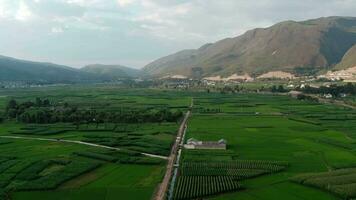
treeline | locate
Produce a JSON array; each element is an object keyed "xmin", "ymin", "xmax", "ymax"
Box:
[
  {"xmin": 5, "ymin": 98, "xmax": 183, "ymax": 124},
  {"xmin": 300, "ymin": 83, "xmax": 356, "ymax": 97},
  {"xmin": 296, "ymin": 94, "xmax": 319, "ymax": 102}
]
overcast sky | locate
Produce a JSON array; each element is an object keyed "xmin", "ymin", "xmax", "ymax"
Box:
[{"xmin": 0, "ymin": 0, "xmax": 356, "ymax": 68}]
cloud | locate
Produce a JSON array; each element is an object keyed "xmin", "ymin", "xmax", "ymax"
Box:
[
  {"xmin": 15, "ymin": 1, "xmax": 34, "ymax": 21},
  {"xmin": 117, "ymin": 0, "xmax": 135, "ymax": 7},
  {"xmin": 51, "ymin": 26, "xmax": 64, "ymax": 33},
  {"xmin": 0, "ymin": 0, "xmax": 356, "ymax": 68}
]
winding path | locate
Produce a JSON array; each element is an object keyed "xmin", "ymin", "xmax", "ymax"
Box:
[{"xmin": 0, "ymin": 135, "xmax": 168, "ymax": 160}]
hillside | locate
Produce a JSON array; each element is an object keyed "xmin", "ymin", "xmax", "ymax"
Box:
[
  {"xmin": 335, "ymin": 44, "xmax": 356, "ymax": 70},
  {"xmin": 144, "ymin": 16, "xmax": 356, "ymax": 78},
  {"xmin": 81, "ymin": 64, "xmax": 141, "ymax": 79},
  {"xmin": 0, "ymin": 55, "xmax": 103, "ymax": 83}
]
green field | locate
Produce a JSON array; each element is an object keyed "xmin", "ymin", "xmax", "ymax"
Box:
[
  {"xmin": 1, "ymin": 86, "xmax": 356, "ymax": 199},
  {"xmin": 177, "ymin": 93, "xmax": 356, "ymax": 199},
  {"xmin": 0, "ymin": 86, "xmax": 191, "ymax": 200}
]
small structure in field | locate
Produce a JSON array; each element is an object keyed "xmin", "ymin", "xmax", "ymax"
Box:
[
  {"xmin": 324, "ymin": 93, "xmax": 333, "ymax": 99},
  {"xmin": 289, "ymin": 90, "xmax": 302, "ymax": 98},
  {"xmin": 184, "ymin": 138, "xmax": 227, "ymax": 150}
]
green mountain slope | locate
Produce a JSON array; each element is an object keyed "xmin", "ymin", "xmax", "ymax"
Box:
[
  {"xmin": 144, "ymin": 16, "xmax": 356, "ymax": 77},
  {"xmin": 0, "ymin": 55, "xmax": 104, "ymax": 83},
  {"xmin": 81, "ymin": 64, "xmax": 141, "ymax": 79}
]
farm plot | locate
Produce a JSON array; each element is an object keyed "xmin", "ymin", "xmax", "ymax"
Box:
[
  {"xmin": 0, "ymin": 143, "xmax": 102, "ymax": 196},
  {"xmin": 292, "ymin": 168, "xmax": 356, "ymax": 199},
  {"xmin": 184, "ymin": 93, "xmax": 356, "ymax": 199},
  {"xmin": 0, "ymin": 134, "xmax": 167, "ymax": 200},
  {"xmin": 174, "ymin": 160, "xmax": 287, "ymax": 199},
  {"xmin": 0, "ymin": 86, "xmax": 194, "ymax": 199}
]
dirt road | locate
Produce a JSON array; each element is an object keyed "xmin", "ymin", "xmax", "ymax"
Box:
[
  {"xmin": 154, "ymin": 100, "xmax": 193, "ymax": 200},
  {"xmin": 0, "ymin": 135, "xmax": 168, "ymax": 160}
]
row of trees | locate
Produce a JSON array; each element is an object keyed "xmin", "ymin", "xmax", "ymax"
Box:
[
  {"xmin": 5, "ymin": 98, "xmax": 183, "ymax": 125},
  {"xmin": 300, "ymin": 83, "xmax": 356, "ymax": 97},
  {"xmin": 214, "ymin": 85, "xmax": 288, "ymax": 94}
]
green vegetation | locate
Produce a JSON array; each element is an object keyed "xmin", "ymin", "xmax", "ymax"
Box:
[
  {"xmin": 176, "ymin": 92, "xmax": 356, "ymax": 199},
  {"xmin": 300, "ymin": 83, "xmax": 356, "ymax": 97},
  {"xmin": 174, "ymin": 176, "xmax": 242, "ymax": 200},
  {"xmin": 174, "ymin": 160, "xmax": 287, "ymax": 199},
  {"xmin": 1, "ymin": 85, "xmax": 356, "ymax": 199},
  {"xmin": 0, "ymin": 86, "xmax": 192, "ymax": 199},
  {"xmin": 5, "ymin": 97, "xmax": 183, "ymax": 124},
  {"xmin": 180, "ymin": 160, "xmax": 288, "ymax": 177},
  {"xmin": 292, "ymin": 168, "xmax": 356, "ymax": 198},
  {"xmin": 16, "ymin": 160, "xmax": 101, "ymax": 191}
]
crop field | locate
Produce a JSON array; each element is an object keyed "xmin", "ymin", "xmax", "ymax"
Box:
[
  {"xmin": 176, "ymin": 93, "xmax": 356, "ymax": 199},
  {"xmin": 1, "ymin": 86, "xmax": 356, "ymax": 200},
  {"xmin": 174, "ymin": 160, "xmax": 288, "ymax": 199},
  {"xmin": 0, "ymin": 86, "xmax": 192, "ymax": 200},
  {"xmin": 292, "ymin": 168, "xmax": 356, "ymax": 199}
]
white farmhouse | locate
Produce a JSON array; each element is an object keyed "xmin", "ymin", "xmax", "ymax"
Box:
[{"xmin": 184, "ymin": 138, "xmax": 227, "ymax": 150}]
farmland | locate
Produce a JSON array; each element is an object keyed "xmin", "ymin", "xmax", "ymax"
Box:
[
  {"xmin": 0, "ymin": 86, "xmax": 191, "ymax": 200},
  {"xmin": 175, "ymin": 93, "xmax": 356, "ymax": 199},
  {"xmin": 1, "ymin": 85, "xmax": 356, "ymax": 199}
]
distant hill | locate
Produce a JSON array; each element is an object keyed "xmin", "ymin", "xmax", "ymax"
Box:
[
  {"xmin": 81, "ymin": 64, "xmax": 141, "ymax": 79},
  {"xmin": 144, "ymin": 16, "xmax": 356, "ymax": 78},
  {"xmin": 0, "ymin": 55, "xmax": 104, "ymax": 83}
]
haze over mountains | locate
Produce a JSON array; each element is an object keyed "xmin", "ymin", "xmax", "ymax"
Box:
[
  {"xmin": 144, "ymin": 16, "xmax": 356, "ymax": 78},
  {"xmin": 81, "ymin": 64, "xmax": 141, "ymax": 79},
  {"xmin": 0, "ymin": 55, "xmax": 102, "ymax": 83},
  {"xmin": 1, "ymin": 16, "xmax": 356, "ymax": 83},
  {"xmin": 0, "ymin": 55, "xmax": 140, "ymax": 83}
]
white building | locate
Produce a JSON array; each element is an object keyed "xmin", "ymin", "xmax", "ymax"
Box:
[{"xmin": 184, "ymin": 138, "xmax": 227, "ymax": 150}]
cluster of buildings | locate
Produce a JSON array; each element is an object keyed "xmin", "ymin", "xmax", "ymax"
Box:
[{"xmin": 318, "ymin": 67, "xmax": 356, "ymax": 82}]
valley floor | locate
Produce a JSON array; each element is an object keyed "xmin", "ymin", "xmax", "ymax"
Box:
[{"xmin": 0, "ymin": 86, "xmax": 356, "ymax": 199}]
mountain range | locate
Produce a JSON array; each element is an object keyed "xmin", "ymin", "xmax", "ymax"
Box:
[
  {"xmin": 1, "ymin": 16, "xmax": 356, "ymax": 82},
  {"xmin": 143, "ymin": 16, "xmax": 356, "ymax": 78},
  {"xmin": 0, "ymin": 55, "xmax": 140, "ymax": 83}
]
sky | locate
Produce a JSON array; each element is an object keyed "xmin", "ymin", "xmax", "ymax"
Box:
[{"xmin": 0, "ymin": 0, "xmax": 356, "ymax": 69}]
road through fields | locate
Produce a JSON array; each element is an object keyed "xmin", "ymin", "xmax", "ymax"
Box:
[
  {"xmin": 0, "ymin": 135, "xmax": 168, "ymax": 160},
  {"xmin": 154, "ymin": 99, "xmax": 193, "ymax": 200}
]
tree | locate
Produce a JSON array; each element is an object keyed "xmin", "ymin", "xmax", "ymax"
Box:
[
  {"xmin": 271, "ymin": 85, "xmax": 277, "ymax": 93},
  {"xmin": 6, "ymin": 99, "xmax": 17, "ymax": 112},
  {"xmin": 277, "ymin": 85, "xmax": 286, "ymax": 93},
  {"xmin": 43, "ymin": 99, "xmax": 50, "ymax": 106},
  {"xmin": 35, "ymin": 97, "xmax": 43, "ymax": 107}
]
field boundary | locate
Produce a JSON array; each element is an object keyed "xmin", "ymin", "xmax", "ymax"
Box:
[{"xmin": 0, "ymin": 135, "xmax": 168, "ymax": 160}]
